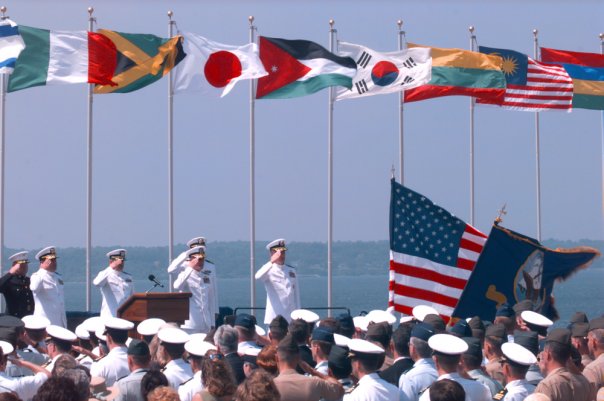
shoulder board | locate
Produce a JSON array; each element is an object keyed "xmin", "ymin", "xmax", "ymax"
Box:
[
  {"xmin": 41, "ymin": 360, "xmax": 51, "ymax": 368},
  {"xmin": 160, "ymin": 367, "xmax": 167, "ymax": 372},
  {"xmin": 346, "ymin": 382, "xmax": 359, "ymax": 393},
  {"xmin": 418, "ymin": 384, "xmax": 432, "ymax": 396},
  {"xmin": 116, "ymin": 374, "xmax": 129, "ymax": 382},
  {"xmin": 493, "ymin": 388, "xmax": 507, "ymax": 401},
  {"xmin": 179, "ymin": 377, "xmax": 193, "ymax": 386},
  {"xmin": 94, "ymin": 355, "xmax": 106, "ymax": 362},
  {"xmin": 285, "ymin": 264, "xmax": 296, "ymax": 269}
]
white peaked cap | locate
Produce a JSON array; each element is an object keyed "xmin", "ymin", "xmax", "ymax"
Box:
[
  {"xmin": 0, "ymin": 341, "xmax": 14, "ymax": 355},
  {"xmin": 521, "ymin": 311, "xmax": 553, "ymax": 328},
  {"xmin": 334, "ymin": 333, "xmax": 351, "ymax": 348},
  {"xmin": 291, "ymin": 309, "xmax": 319, "ymax": 323},
  {"xmin": 185, "ymin": 340, "xmax": 217, "ymax": 357},
  {"xmin": 8, "ymin": 251, "xmax": 28, "ymax": 263},
  {"xmin": 137, "ymin": 318, "xmax": 166, "ymax": 336},
  {"xmin": 47, "ymin": 325, "xmax": 77, "ymax": 342},
  {"xmin": 158, "ymin": 327, "xmax": 190, "ymax": 344},
  {"xmin": 22, "ymin": 315, "xmax": 50, "ymax": 330},
  {"xmin": 412, "ymin": 305, "xmax": 439, "ymax": 322},
  {"xmin": 82, "ymin": 316, "xmax": 103, "ymax": 333},
  {"xmin": 365, "ymin": 309, "xmax": 397, "ymax": 325},
  {"xmin": 428, "ymin": 333, "xmax": 469, "ymax": 355},
  {"xmin": 255, "ymin": 325, "xmax": 266, "ymax": 336},
  {"xmin": 266, "ymin": 238, "xmax": 287, "ymax": 251},
  {"xmin": 348, "ymin": 339, "xmax": 385, "ymax": 355},
  {"xmin": 501, "ymin": 342, "xmax": 537, "ymax": 366},
  {"xmin": 353, "ymin": 316, "xmax": 369, "ymax": 332},
  {"xmin": 187, "ymin": 237, "xmax": 206, "ymax": 248},
  {"xmin": 75, "ymin": 324, "xmax": 90, "ymax": 340},
  {"xmin": 105, "ymin": 317, "xmax": 134, "ymax": 331}
]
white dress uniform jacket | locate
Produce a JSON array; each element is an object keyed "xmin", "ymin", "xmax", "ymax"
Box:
[
  {"xmin": 418, "ymin": 372, "xmax": 491, "ymax": 401},
  {"xmin": 178, "ymin": 370, "xmax": 203, "ymax": 401},
  {"xmin": 255, "ymin": 262, "xmax": 300, "ymax": 324},
  {"xmin": 500, "ymin": 379, "xmax": 535, "ymax": 401},
  {"xmin": 90, "ymin": 346, "xmax": 129, "ymax": 387},
  {"xmin": 398, "ymin": 358, "xmax": 438, "ymax": 401},
  {"xmin": 93, "ymin": 267, "xmax": 134, "ymax": 318},
  {"xmin": 30, "ymin": 269, "xmax": 67, "ymax": 328},
  {"xmin": 162, "ymin": 358, "xmax": 193, "ymax": 389},
  {"xmin": 344, "ymin": 372, "xmax": 404, "ymax": 401},
  {"xmin": 0, "ymin": 371, "xmax": 48, "ymax": 401},
  {"xmin": 173, "ymin": 263, "xmax": 218, "ymax": 333}
]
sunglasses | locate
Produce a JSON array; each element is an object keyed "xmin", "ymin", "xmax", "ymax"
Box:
[{"xmin": 207, "ymin": 353, "xmax": 224, "ymax": 361}]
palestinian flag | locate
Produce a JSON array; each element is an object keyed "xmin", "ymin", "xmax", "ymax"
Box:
[
  {"xmin": 256, "ymin": 36, "xmax": 356, "ymax": 99},
  {"xmin": 8, "ymin": 26, "xmax": 117, "ymax": 92},
  {"xmin": 94, "ymin": 30, "xmax": 185, "ymax": 94}
]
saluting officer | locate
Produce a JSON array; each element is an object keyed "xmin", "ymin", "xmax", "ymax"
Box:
[
  {"xmin": 30, "ymin": 246, "xmax": 67, "ymax": 328},
  {"xmin": 93, "ymin": 249, "xmax": 134, "ymax": 318},
  {"xmin": 255, "ymin": 239, "xmax": 301, "ymax": 325},
  {"xmin": 167, "ymin": 236, "xmax": 208, "ymax": 277},
  {"xmin": 0, "ymin": 251, "xmax": 34, "ymax": 318},
  {"xmin": 173, "ymin": 246, "xmax": 219, "ymax": 333}
]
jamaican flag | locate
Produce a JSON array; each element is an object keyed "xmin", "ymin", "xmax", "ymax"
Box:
[{"xmin": 94, "ymin": 30, "xmax": 184, "ymax": 94}]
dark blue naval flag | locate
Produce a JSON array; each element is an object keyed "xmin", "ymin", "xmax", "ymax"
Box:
[{"xmin": 453, "ymin": 224, "xmax": 600, "ymax": 321}]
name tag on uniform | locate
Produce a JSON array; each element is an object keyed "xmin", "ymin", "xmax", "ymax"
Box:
[
  {"xmin": 203, "ymin": 277, "xmax": 210, "ymax": 284},
  {"xmin": 289, "ymin": 271, "xmax": 296, "ymax": 278}
]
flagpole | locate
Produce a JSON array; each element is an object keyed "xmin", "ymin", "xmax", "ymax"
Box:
[
  {"xmin": 85, "ymin": 7, "xmax": 95, "ymax": 311},
  {"xmin": 327, "ymin": 19, "xmax": 336, "ymax": 316},
  {"xmin": 248, "ymin": 16, "xmax": 257, "ymax": 313},
  {"xmin": 167, "ymin": 11, "xmax": 175, "ymax": 292},
  {"xmin": 533, "ymin": 29, "xmax": 542, "ymax": 241},
  {"xmin": 600, "ymin": 33, "xmax": 604, "ymax": 240},
  {"xmin": 469, "ymin": 26, "xmax": 476, "ymax": 225},
  {"xmin": 397, "ymin": 19, "xmax": 405, "ymax": 183},
  {"xmin": 0, "ymin": 7, "xmax": 7, "ymax": 312}
]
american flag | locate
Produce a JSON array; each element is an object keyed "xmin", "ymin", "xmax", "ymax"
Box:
[
  {"xmin": 388, "ymin": 180, "xmax": 487, "ymax": 322},
  {"xmin": 478, "ymin": 46, "xmax": 573, "ymax": 111}
]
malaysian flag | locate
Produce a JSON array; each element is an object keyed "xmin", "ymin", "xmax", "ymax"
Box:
[
  {"xmin": 477, "ymin": 46, "xmax": 573, "ymax": 111},
  {"xmin": 388, "ymin": 180, "xmax": 487, "ymax": 322}
]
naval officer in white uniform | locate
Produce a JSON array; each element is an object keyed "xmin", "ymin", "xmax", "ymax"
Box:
[
  {"xmin": 93, "ymin": 249, "xmax": 134, "ymax": 318},
  {"xmin": 173, "ymin": 246, "xmax": 219, "ymax": 333},
  {"xmin": 255, "ymin": 239, "xmax": 300, "ymax": 324},
  {"xmin": 167, "ymin": 236, "xmax": 208, "ymax": 277},
  {"xmin": 495, "ymin": 342, "xmax": 536, "ymax": 401},
  {"xmin": 90, "ymin": 317, "xmax": 133, "ymax": 387},
  {"xmin": 30, "ymin": 246, "xmax": 67, "ymax": 328}
]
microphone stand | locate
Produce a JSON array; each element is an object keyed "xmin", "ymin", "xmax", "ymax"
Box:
[{"xmin": 145, "ymin": 282, "xmax": 162, "ymax": 294}]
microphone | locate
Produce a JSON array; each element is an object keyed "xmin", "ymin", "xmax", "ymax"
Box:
[{"xmin": 148, "ymin": 274, "xmax": 164, "ymax": 288}]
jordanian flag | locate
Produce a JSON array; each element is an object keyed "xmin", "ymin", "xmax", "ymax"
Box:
[{"xmin": 256, "ymin": 36, "xmax": 356, "ymax": 99}]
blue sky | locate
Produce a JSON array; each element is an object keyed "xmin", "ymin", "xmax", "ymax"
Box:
[{"xmin": 3, "ymin": 0, "xmax": 604, "ymax": 248}]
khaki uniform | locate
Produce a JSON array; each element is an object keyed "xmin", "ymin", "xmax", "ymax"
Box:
[
  {"xmin": 583, "ymin": 352, "xmax": 604, "ymax": 391},
  {"xmin": 535, "ymin": 367, "xmax": 594, "ymax": 401},
  {"xmin": 274, "ymin": 368, "xmax": 344, "ymax": 401},
  {"xmin": 485, "ymin": 358, "xmax": 505, "ymax": 385}
]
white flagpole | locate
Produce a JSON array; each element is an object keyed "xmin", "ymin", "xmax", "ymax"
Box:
[
  {"xmin": 469, "ymin": 26, "xmax": 476, "ymax": 225},
  {"xmin": 249, "ymin": 16, "xmax": 257, "ymax": 312},
  {"xmin": 0, "ymin": 7, "xmax": 7, "ymax": 311},
  {"xmin": 600, "ymin": 33, "xmax": 604, "ymax": 240},
  {"xmin": 167, "ymin": 11, "xmax": 175, "ymax": 292},
  {"xmin": 397, "ymin": 19, "xmax": 406, "ymax": 183},
  {"xmin": 533, "ymin": 29, "xmax": 542, "ymax": 241},
  {"xmin": 86, "ymin": 7, "xmax": 95, "ymax": 311},
  {"xmin": 327, "ymin": 19, "xmax": 336, "ymax": 315}
]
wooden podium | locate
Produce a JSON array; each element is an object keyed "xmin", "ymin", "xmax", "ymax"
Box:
[{"xmin": 117, "ymin": 292, "xmax": 191, "ymax": 327}]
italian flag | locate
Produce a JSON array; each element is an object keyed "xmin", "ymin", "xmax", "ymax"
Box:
[
  {"xmin": 8, "ymin": 26, "xmax": 116, "ymax": 92},
  {"xmin": 256, "ymin": 36, "xmax": 357, "ymax": 99}
]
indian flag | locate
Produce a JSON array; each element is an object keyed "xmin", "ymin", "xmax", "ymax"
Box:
[
  {"xmin": 8, "ymin": 26, "xmax": 117, "ymax": 92},
  {"xmin": 256, "ymin": 36, "xmax": 357, "ymax": 99}
]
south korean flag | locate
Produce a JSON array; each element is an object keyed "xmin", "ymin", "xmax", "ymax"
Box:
[{"xmin": 335, "ymin": 42, "xmax": 431, "ymax": 101}]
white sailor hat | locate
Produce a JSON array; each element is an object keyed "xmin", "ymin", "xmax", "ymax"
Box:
[
  {"xmin": 334, "ymin": 333, "xmax": 351, "ymax": 348},
  {"xmin": 158, "ymin": 327, "xmax": 190, "ymax": 344},
  {"xmin": 8, "ymin": 251, "xmax": 28, "ymax": 264},
  {"xmin": 185, "ymin": 340, "xmax": 217, "ymax": 357},
  {"xmin": 82, "ymin": 316, "xmax": 103, "ymax": 333},
  {"xmin": 412, "ymin": 305, "xmax": 439, "ymax": 322},
  {"xmin": 501, "ymin": 342, "xmax": 537, "ymax": 366},
  {"xmin": 106, "ymin": 249, "xmax": 126, "ymax": 260},
  {"xmin": 243, "ymin": 347, "xmax": 262, "ymax": 357},
  {"xmin": 291, "ymin": 309, "xmax": 320, "ymax": 324},
  {"xmin": 188, "ymin": 333, "xmax": 207, "ymax": 343},
  {"xmin": 348, "ymin": 339, "xmax": 385, "ymax": 357},
  {"xmin": 35, "ymin": 246, "xmax": 57, "ymax": 261},
  {"xmin": 353, "ymin": 316, "xmax": 369, "ymax": 332},
  {"xmin": 105, "ymin": 317, "xmax": 134, "ymax": 331},
  {"xmin": 365, "ymin": 310, "xmax": 397, "ymax": 325},
  {"xmin": 137, "ymin": 318, "xmax": 166, "ymax": 337},
  {"xmin": 186, "ymin": 246, "xmax": 206, "ymax": 260},
  {"xmin": 266, "ymin": 238, "xmax": 287, "ymax": 251},
  {"xmin": 400, "ymin": 315, "xmax": 414, "ymax": 324},
  {"xmin": 75, "ymin": 324, "xmax": 90, "ymax": 340},
  {"xmin": 95, "ymin": 328, "xmax": 107, "ymax": 342},
  {"xmin": 47, "ymin": 325, "xmax": 77, "ymax": 342},
  {"xmin": 187, "ymin": 237, "xmax": 207, "ymax": 248},
  {"xmin": 22, "ymin": 315, "xmax": 50, "ymax": 330},
  {"xmin": 255, "ymin": 325, "xmax": 266, "ymax": 336},
  {"xmin": 521, "ymin": 311, "xmax": 553, "ymax": 328},
  {"xmin": 428, "ymin": 333, "xmax": 469, "ymax": 355},
  {"xmin": 0, "ymin": 340, "xmax": 14, "ymax": 355}
]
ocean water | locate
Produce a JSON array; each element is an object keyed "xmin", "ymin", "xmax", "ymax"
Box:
[{"xmin": 64, "ymin": 268, "xmax": 603, "ymax": 326}]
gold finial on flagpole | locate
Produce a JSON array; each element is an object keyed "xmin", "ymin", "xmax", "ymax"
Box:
[{"xmin": 495, "ymin": 203, "xmax": 507, "ymax": 225}]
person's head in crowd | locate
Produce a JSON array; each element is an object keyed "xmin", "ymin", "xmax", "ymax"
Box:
[
  {"xmin": 310, "ymin": 327, "xmax": 335, "ymax": 363},
  {"xmin": 571, "ymin": 322, "xmax": 590, "ymax": 357},
  {"xmin": 569, "ymin": 344, "xmax": 583, "ymax": 373},
  {"xmin": 328, "ymin": 345, "xmax": 352, "ymax": 380},
  {"xmin": 61, "ymin": 368, "xmax": 90, "ymax": 401},
  {"xmin": 348, "ymin": 339, "xmax": 385, "ymax": 379},
  {"xmin": 494, "ymin": 303, "xmax": 515, "ymax": 335},
  {"xmin": 336, "ymin": 314, "xmax": 355, "ymax": 339},
  {"xmin": 234, "ymin": 314, "xmax": 257, "ymax": 342},
  {"xmin": 449, "ymin": 320, "xmax": 472, "ymax": 338},
  {"xmin": 32, "ymin": 377, "xmax": 80, "ymax": 401},
  {"xmin": 45, "ymin": 326, "xmax": 75, "ymax": 360},
  {"xmin": 201, "ymin": 350, "xmax": 237, "ymax": 400},
  {"xmin": 104, "ymin": 318, "xmax": 132, "ymax": 348},
  {"xmin": 500, "ymin": 342, "xmax": 536, "ymax": 385},
  {"xmin": 128, "ymin": 339, "xmax": 151, "ymax": 372},
  {"xmin": 467, "ymin": 316, "xmax": 485, "ymax": 342},
  {"xmin": 430, "ymin": 334, "xmax": 467, "ymax": 375},
  {"xmin": 429, "ymin": 378, "xmax": 466, "ymax": 401},
  {"xmin": 288, "ymin": 319, "xmax": 310, "ymax": 345},
  {"xmin": 214, "ymin": 325, "xmax": 239, "ymax": 355},
  {"xmin": 147, "ymin": 386, "xmax": 180, "ymax": 401},
  {"xmin": 587, "ymin": 317, "xmax": 604, "ymax": 360},
  {"xmin": 513, "ymin": 299, "xmax": 534, "ymax": 330},
  {"xmin": 140, "ymin": 370, "xmax": 169, "ymax": 401},
  {"xmin": 257, "ymin": 346, "xmax": 278, "ymax": 376},
  {"xmin": 409, "ymin": 322, "xmax": 435, "ymax": 362},
  {"xmin": 319, "ymin": 317, "xmax": 340, "ymax": 333},
  {"xmin": 51, "ymin": 354, "xmax": 78, "ymax": 377},
  {"xmin": 365, "ymin": 322, "xmax": 390, "ymax": 350},
  {"xmin": 0, "ymin": 393, "xmax": 21, "ymax": 401},
  {"xmin": 276, "ymin": 334, "xmax": 300, "ymax": 370},
  {"xmin": 158, "ymin": 328, "xmax": 188, "ymax": 364},
  {"xmin": 459, "ymin": 337, "xmax": 483, "ymax": 373},
  {"xmin": 483, "ymin": 323, "xmax": 506, "ymax": 361},
  {"xmin": 391, "ymin": 323, "xmax": 412, "ymax": 359},
  {"xmin": 423, "ymin": 314, "xmax": 446, "ymax": 333},
  {"xmin": 243, "ymin": 352, "xmax": 259, "ymax": 378},
  {"xmin": 234, "ymin": 369, "xmax": 281, "ymax": 401},
  {"xmin": 538, "ymin": 328, "xmax": 572, "ymax": 376},
  {"xmin": 268, "ymin": 316, "xmax": 288, "ymax": 345}
]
